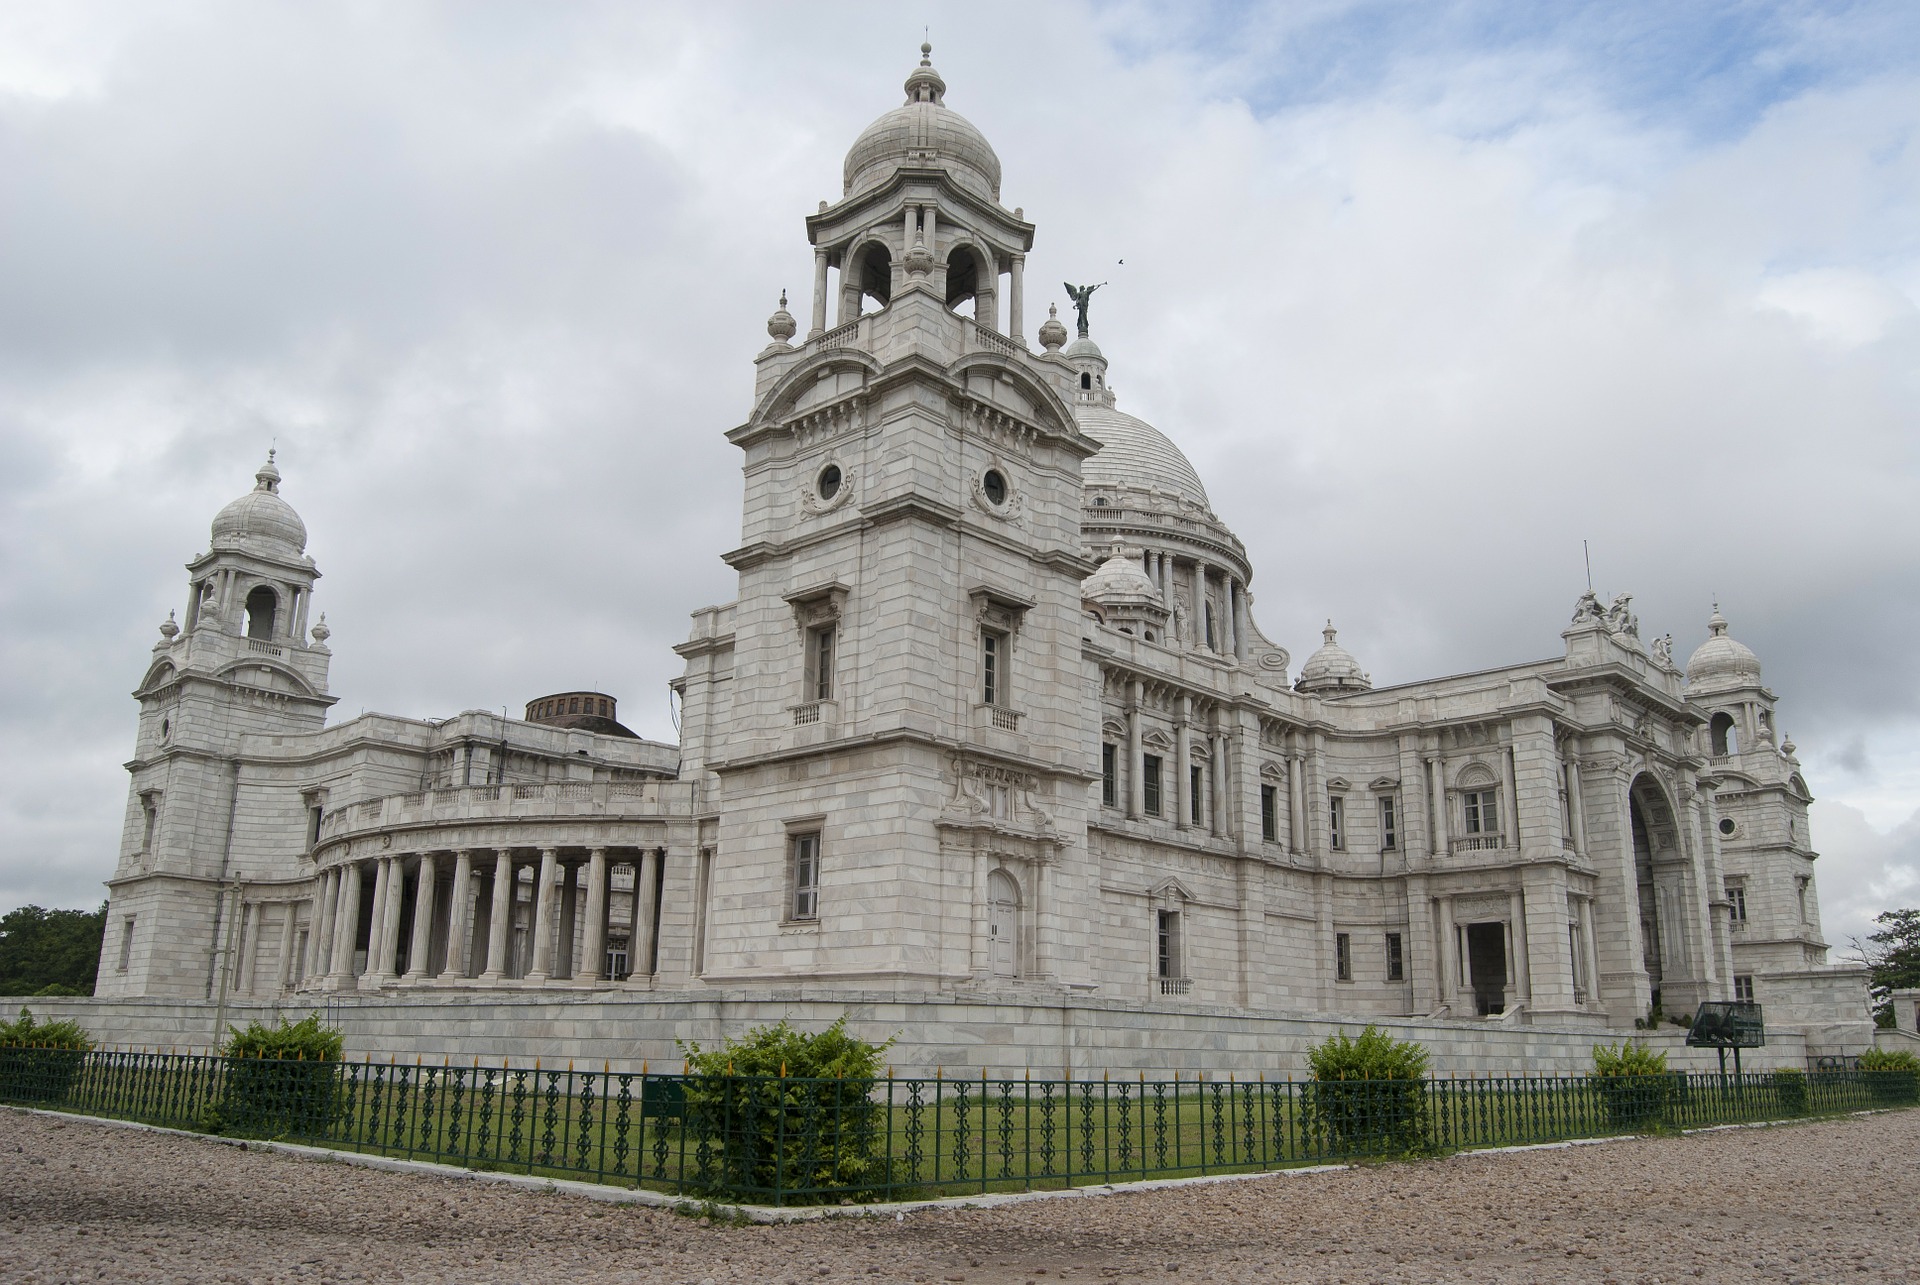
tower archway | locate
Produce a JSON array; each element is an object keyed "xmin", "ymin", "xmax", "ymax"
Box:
[{"xmin": 1628, "ymin": 772, "xmax": 1683, "ymax": 1011}]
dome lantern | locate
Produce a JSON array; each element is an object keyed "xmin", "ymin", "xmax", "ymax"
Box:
[
  {"xmin": 1296, "ymin": 621, "xmax": 1372, "ymax": 695},
  {"xmin": 211, "ymin": 449, "xmax": 308, "ymax": 557}
]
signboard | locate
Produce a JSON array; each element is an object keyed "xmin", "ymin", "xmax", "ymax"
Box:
[{"xmin": 1687, "ymin": 1001, "xmax": 1765, "ymax": 1049}]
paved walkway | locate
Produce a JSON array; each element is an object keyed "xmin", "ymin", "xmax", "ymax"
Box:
[{"xmin": 4, "ymin": 1106, "xmax": 1915, "ymax": 1282}]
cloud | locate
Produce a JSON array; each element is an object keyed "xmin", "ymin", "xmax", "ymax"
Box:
[{"xmin": 1, "ymin": 2, "xmax": 1918, "ymax": 930}]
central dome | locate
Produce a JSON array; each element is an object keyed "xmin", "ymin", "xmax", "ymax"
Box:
[
  {"xmin": 1076, "ymin": 404, "xmax": 1211, "ymax": 510},
  {"xmin": 844, "ymin": 46, "xmax": 1001, "ymax": 202},
  {"xmin": 212, "ymin": 452, "xmax": 307, "ymax": 556}
]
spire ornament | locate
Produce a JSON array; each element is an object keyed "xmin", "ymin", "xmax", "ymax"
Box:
[{"xmin": 1063, "ymin": 281, "xmax": 1105, "ymax": 338}]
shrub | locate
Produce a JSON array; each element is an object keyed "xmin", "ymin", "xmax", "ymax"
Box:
[
  {"xmin": 1858, "ymin": 1047, "xmax": 1920, "ymax": 1106},
  {"xmin": 0, "ymin": 1007, "xmax": 93, "ymax": 1104},
  {"xmin": 1301, "ymin": 1025, "xmax": 1431, "ymax": 1156},
  {"xmin": 1769, "ymin": 1068, "xmax": 1809, "ymax": 1115},
  {"xmin": 678, "ymin": 1017, "xmax": 895, "ymax": 1201},
  {"xmin": 1590, "ymin": 1040, "xmax": 1675, "ymax": 1129},
  {"xmin": 214, "ymin": 1013, "xmax": 344, "ymax": 1138}
]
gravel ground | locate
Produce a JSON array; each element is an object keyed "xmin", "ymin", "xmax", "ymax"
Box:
[{"xmin": 4, "ymin": 1106, "xmax": 1917, "ymax": 1283}]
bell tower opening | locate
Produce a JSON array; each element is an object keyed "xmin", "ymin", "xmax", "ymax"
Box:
[
  {"xmin": 244, "ymin": 586, "xmax": 278, "ymax": 640},
  {"xmin": 946, "ymin": 246, "xmax": 980, "ymax": 308},
  {"xmin": 854, "ymin": 242, "xmax": 892, "ymax": 307}
]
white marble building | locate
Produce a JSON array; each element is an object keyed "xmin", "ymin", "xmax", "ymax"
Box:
[{"xmin": 91, "ymin": 48, "xmax": 1869, "ymax": 1065}]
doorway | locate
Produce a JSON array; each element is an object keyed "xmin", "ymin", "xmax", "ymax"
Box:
[
  {"xmin": 1466, "ymin": 922, "xmax": 1507, "ymax": 1015},
  {"xmin": 988, "ymin": 869, "xmax": 1019, "ymax": 979}
]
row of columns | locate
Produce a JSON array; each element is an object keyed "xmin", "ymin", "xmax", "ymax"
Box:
[
  {"xmin": 306, "ymin": 846, "xmax": 666, "ymax": 989},
  {"xmin": 808, "ymin": 226, "xmax": 1027, "ymax": 340},
  {"xmin": 1138, "ymin": 550, "xmax": 1250, "ymax": 663},
  {"xmin": 229, "ymin": 898, "xmax": 310, "ymax": 995},
  {"xmin": 1121, "ymin": 682, "xmax": 1237, "ymax": 840}
]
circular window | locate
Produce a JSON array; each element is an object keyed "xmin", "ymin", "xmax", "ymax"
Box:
[
  {"xmin": 983, "ymin": 469, "xmax": 1008, "ymax": 506},
  {"xmin": 1719, "ymin": 817, "xmax": 1736, "ymax": 836},
  {"xmin": 817, "ymin": 464, "xmax": 842, "ymax": 501}
]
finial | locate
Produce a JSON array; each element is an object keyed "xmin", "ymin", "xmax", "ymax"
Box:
[
  {"xmin": 159, "ymin": 610, "xmax": 179, "ymax": 640},
  {"xmin": 766, "ymin": 290, "xmax": 797, "ymax": 344},
  {"xmin": 1037, "ymin": 302, "xmax": 1069, "ymax": 352},
  {"xmin": 921, "ymin": 40, "xmax": 932, "ymax": 66},
  {"xmin": 309, "ymin": 613, "xmax": 331, "ymax": 645},
  {"xmin": 1323, "ymin": 619, "xmax": 1338, "ymax": 644},
  {"xmin": 1707, "ymin": 601, "xmax": 1728, "ymax": 637}
]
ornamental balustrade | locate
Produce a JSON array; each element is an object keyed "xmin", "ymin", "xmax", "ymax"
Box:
[
  {"xmin": 318, "ymin": 780, "xmax": 700, "ymax": 843},
  {"xmin": 0, "ymin": 1047, "xmax": 1907, "ymax": 1207}
]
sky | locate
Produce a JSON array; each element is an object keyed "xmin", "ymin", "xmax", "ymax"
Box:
[{"xmin": 1, "ymin": 0, "xmax": 1918, "ymax": 955}]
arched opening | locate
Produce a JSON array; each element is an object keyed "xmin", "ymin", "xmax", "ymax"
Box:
[
  {"xmin": 987, "ymin": 868, "xmax": 1020, "ymax": 979},
  {"xmin": 853, "ymin": 242, "xmax": 891, "ymax": 307},
  {"xmin": 1080, "ymin": 372, "xmax": 1092, "ymax": 390},
  {"xmin": 244, "ymin": 586, "xmax": 278, "ymax": 640},
  {"xmin": 945, "ymin": 246, "xmax": 980, "ymax": 308},
  {"xmin": 1628, "ymin": 773, "xmax": 1684, "ymax": 1012},
  {"xmin": 1709, "ymin": 712, "xmax": 1738, "ymax": 756}
]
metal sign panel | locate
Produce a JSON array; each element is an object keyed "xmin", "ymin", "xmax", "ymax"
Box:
[{"xmin": 1687, "ymin": 1001, "xmax": 1765, "ymax": 1048}]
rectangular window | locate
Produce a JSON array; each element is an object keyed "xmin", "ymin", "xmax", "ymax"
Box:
[
  {"xmin": 1157, "ymin": 909, "xmax": 1182, "ymax": 979},
  {"xmin": 1335, "ymin": 931, "xmax": 1352, "ymax": 982},
  {"xmin": 1385, "ymin": 931, "xmax": 1404, "ymax": 982},
  {"xmin": 141, "ymin": 799, "xmax": 158, "ymax": 852},
  {"xmin": 981, "ymin": 629, "xmax": 1004, "ymax": 706},
  {"xmin": 1143, "ymin": 754, "xmax": 1163, "ymax": 817},
  {"xmin": 1328, "ymin": 796, "xmax": 1345, "ymax": 850},
  {"xmin": 1727, "ymin": 884, "xmax": 1748, "ymax": 925},
  {"xmin": 306, "ymin": 805, "xmax": 324, "ymax": 850},
  {"xmin": 1260, "ymin": 785, "xmax": 1278, "ymax": 842},
  {"xmin": 807, "ymin": 625, "xmax": 836, "ymax": 701},
  {"xmin": 1101, "ymin": 744, "xmax": 1118, "ymax": 807},
  {"xmin": 788, "ymin": 832, "xmax": 820, "ymax": 922},
  {"xmin": 1733, "ymin": 974, "xmax": 1755, "ymax": 1003},
  {"xmin": 1796, "ymin": 877, "xmax": 1810, "ymax": 923},
  {"xmin": 117, "ymin": 917, "xmax": 135, "ymax": 972},
  {"xmin": 1191, "ymin": 765, "xmax": 1204, "ymax": 825},
  {"xmin": 1380, "ymin": 796, "xmax": 1397, "ymax": 850},
  {"xmin": 1463, "ymin": 789, "xmax": 1498, "ymax": 835}
]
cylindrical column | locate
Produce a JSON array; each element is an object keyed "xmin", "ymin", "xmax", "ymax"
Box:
[
  {"xmin": 1009, "ymin": 252, "xmax": 1025, "ymax": 343},
  {"xmin": 810, "ymin": 249, "xmax": 829, "ymax": 337},
  {"xmin": 276, "ymin": 902, "xmax": 297, "ymax": 991},
  {"xmin": 528, "ymin": 848, "xmax": 559, "ymax": 981},
  {"xmin": 312, "ymin": 869, "xmax": 338, "ymax": 983},
  {"xmin": 1195, "ymin": 562, "xmax": 1214, "ymax": 650},
  {"xmin": 924, "ymin": 206, "xmax": 936, "ymax": 248},
  {"xmin": 1173, "ymin": 697, "xmax": 1192, "ymax": 831},
  {"xmin": 405, "ymin": 853, "xmax": 438, "ymax": 979},
  {"xmin": 330, "ymin": 862, "xmax": 362, "ymax": 979},
  {"xmin": 482, "ymin": 850, "xmax": 512, "ymax": 980},
  {"xmin": 557, "ymin": 859, "xmax": 580, "ymax": 979},
  {"xmin": 632, "ymin": 848, "xmax": 663, "ymax": 980},
  {"xmin": 580, "ymin": 848, "xmax": 609, "ymax": 983},
  {"xmin": 1567, "ymin": 758, "xmax": 1588, "ymax": 855},
  {"xmin": 1210, "ymin": 728, "xmax": 1228, "ymax": 839},
  {"xmin": 375, "ymin": 857, "xmax": 405, "ymax": 981},
  {"xmin": 1232, "ymin": 582, "xmax": 1249, "ymax": 662},
  {"xmin": 1126, "ymin": 679, "xmax": 1144, "ymax": 820},
  {"xmin": 1223, "ymin": 581, "xmax": 1238, "ymax": 657},
  {"xmin": 903, "ymin": 204, "xmax": 916, "ymax": 251},
  {"xmin": 363, "ymin": 857, "xmax": 393, "ymax": 982},
  {"xmin": 444, "ymin": 850, "xmax": 474, "ymax": 980},
  {"xmin": 1428, "ymin": 756, "xmax": 1450, "ymax": 856}
]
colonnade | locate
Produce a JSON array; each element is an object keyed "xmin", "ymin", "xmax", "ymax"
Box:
[
  {"xmin": 1136, "ymin": 549, "xmax": 1249, "ymax": 663},
  {"xmin": 305, "ymin": 845, "xmax": 668, "ymax": 989}
]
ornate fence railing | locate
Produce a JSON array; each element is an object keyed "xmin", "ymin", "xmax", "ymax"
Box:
[{"xmin": 0, "ymin": 1049, "xmax": 1911, "ymax": 1206}]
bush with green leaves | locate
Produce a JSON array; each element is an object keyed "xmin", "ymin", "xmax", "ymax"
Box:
[
  {"xmin": 1858, "ymin": 1046, "xmax": 1920, "ymax": 1105},
  {"xmin": 1301, "ymin": 1025, "xmax": 1431, "ymax": 1156},
  {"xmin": 1769, "ymin": 1067, "xmax": 1809, "ymax": 1116},
  {"xmin": 212, "ymin": 1013, "xmax": 344, "ymax": 1138},
  {"xmin": 677, "ymin": 1017, "xmax": 895, "ymax": 1201},
  {"xmin": 0, "ymin": 1007, "xmax": 93, "ymax": 1104},
  {"xmin": 1590, "ymin": 1040, "xmax": 1675, "ymax": 1129}
]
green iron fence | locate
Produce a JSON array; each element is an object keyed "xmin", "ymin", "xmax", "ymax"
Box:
[{"xmin": 0, "ymin": 1048, "xmax": 1911, "ymax": 1205}]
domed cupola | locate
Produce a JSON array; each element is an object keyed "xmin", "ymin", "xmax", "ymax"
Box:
[
  {"xmin": 1296, "ymin": 621, "xmax": 1372, "ymax": 695},
  {"xmin": 1081, "ymin": 543, "xmax": 1170, "ymax": 641},
  {"xmin": 211, "ymin": 450, "xmax": 307, "ymax": 557},
  {"xmin": 1685, "ymin": 604, "xmax": 1762, "ymax": 691},
  {"xmin": 843, "ymin": 44, "xmax": 1002, "ymax": 202}
]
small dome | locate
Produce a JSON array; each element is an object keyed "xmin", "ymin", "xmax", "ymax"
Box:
[
  {"xmin": 1063, "ymin": 336, "xmax": 1104, "ymax": 361},
  {"xmin": 1077, "ymin": 404, "xmax": 1211, "ymax": 510},
  {"xmin": 211, "ymin": 451, "xmax": 307, "ymax": 555},
  {"xmin": 1296, "ymin": 621, "xmax": 1372, "ymax": 694},
  {"xmin": 843, "ymin": 45, "xmax": 1002, "ymax": 202},
  {"xmin": 1685, "ymin": 604, "xmax": 1762, "ymax": 688},
  {"xmin": 1081, "ymin": 545, "xmax": 1161, "ymax": 605}
]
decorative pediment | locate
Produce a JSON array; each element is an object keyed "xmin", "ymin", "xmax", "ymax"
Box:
[
  {"xmin": 970, "ymin": 584, "xmax": 1034, "ymax": 636},
  {"xmin": 1453, "ymin": 761, "xmax": 1498, "ymax": 789},
  {"xmin": 1101, "ymin": 718, "xmax": 1126, "ymax": 740},
  {"xmin": 1142, "ymin": 728, "xmax": 1174, "ymax": 751},
  {"xmin": 783, "ymin": 580, "xmax": 850, "ymax": 631},
  {"xmin": 939, "ymin": 754, "xmax": 1059, "ymax": 842},
  {"xmin": 1369, "ymin": 776, "xmax": 1400, "ymax": 793},
  {"xmin": 1258, "ymin": 759, "xmax": 1286, "ymax": 779},
  {"xmin": 1325, "ymin": 776, "xmax": 1352, "ymax": 792},
  {"xmin": 1149, "ymin": 875, "xmax": 1195, "ymax": 903}
]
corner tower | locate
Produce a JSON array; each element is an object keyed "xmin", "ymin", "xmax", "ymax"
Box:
[
  {"xmin": 96, "ymin": 453, "xmax": 337, "ymax": 998},
  {"xmin": 680, "ymin": 47, "xmax": 1102, "ymax": 991}
]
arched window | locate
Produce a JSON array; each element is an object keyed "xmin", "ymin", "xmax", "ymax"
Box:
[
  {"xmin": 945, "ymin": 246, "xmax": 980, "ymax": 309},
  {"xmin": 854, "ymin": 242, "xmax": 892, "ymax": 307},
  {"xmin": 1710, "ymin": 712, "xmax": 1738, "ymax": 757},
  {"xmin": 1081, "ymin": 372, "xmax": 1092, "ymax": 389},
  {"xmin": 244, "ymin": 586, "xmax": 277, "ymax": 640}
]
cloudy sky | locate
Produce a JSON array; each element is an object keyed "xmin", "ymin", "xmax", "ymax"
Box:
[{"xmin": 2, "ymin": 1, "xmax": 1917, "ymax": 953}]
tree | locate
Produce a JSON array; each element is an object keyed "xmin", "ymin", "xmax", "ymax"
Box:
[
  {"xmin": 0, "ymin": 904, "xmax": 107, "ymax": 996},
  {"xmin": 1855, "ymin": 908, "xmax": 1920, "ymax": 1029}
]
